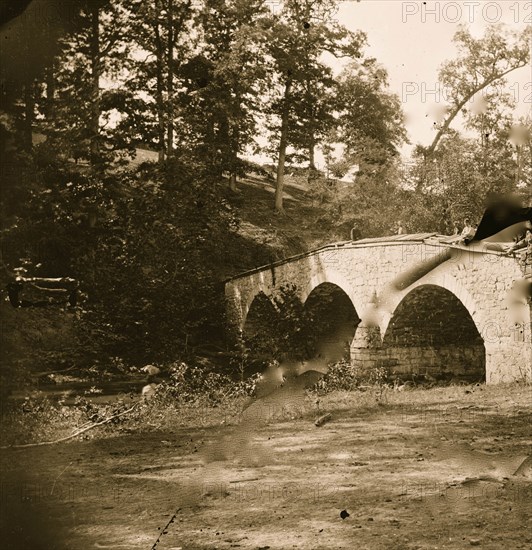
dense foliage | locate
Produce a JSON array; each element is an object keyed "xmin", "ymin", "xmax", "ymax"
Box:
[{"xmin": 1, "ymin": 148, "xmax": 238, "ymax": 367}]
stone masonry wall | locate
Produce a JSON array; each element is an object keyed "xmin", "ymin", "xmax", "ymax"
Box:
[
  {"xmin": 380, "ymin": 345, "xmax": 485, "ymax": 381},
  {"xmin": 226, "ymin": 241, "xmax": 532, "ymax": 383}
]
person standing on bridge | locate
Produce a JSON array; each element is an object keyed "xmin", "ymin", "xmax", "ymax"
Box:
[{"xmin": 396, "ymin": 221, "xmax": 404, "ymax": 235}]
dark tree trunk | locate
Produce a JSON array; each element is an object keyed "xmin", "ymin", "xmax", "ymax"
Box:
[
  {"xmin": 23, "ymin": 80, "xmax": 34, "ymax": 152},
  {"xmin": 154, "ymin": 0, "xmax": 166, "ymax": 162},
  {"xmin": 229, "ymin": 171, "xmax": 237, "ymax": 191},
  {"xmin": 90, "ymin": 5, "xmax": 101, "ymax": 161},
  {"xmin": 515, "ymin": 145, "xmax": 522, "ymax": 187},
  {"xmin": 46, "ymin": 61, "xmax": 55, "ymax": 121},
  {"xmin": 206, "ymin": 119, "xmax": 223, "ymax": 176},
  {"xmin": 229, "ymin": 128, "xmax": 238, "ymax": 192},
  {"xmin": 229, "ymin": 97, "xmax": 240, "ymax": 191},
  {"xmin": 308, "ymin": 138, "xmax": 317, "ymax": 184},
  {"xmin": 308, "ymin": 142, "xmax": 316, "ymax": 171},
  {"xmin": 275, "ymin": 79, "xmax": 292, "ymax": 212},
  {"xmin": 166, "ymin": 0, "xmax": 174, "ymax": 157}
]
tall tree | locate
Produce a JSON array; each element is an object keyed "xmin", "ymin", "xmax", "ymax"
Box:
[
  {"xmin": 265, "ymin": 0, "xmax": 365, "ymax": 211},
  {"xmin": 335, "ymin": 59, "xmax": 407, "ymax": 170},
  {"xmin": 109, "ymin": 0, "xmax": 195, "ymax": 161},
  {"xmin": 423, "ymin": 24, "xmax": 531, "ymax": 158},
  {"xmin": 182, "ymin": 0, "xmax": 269, "ymax": 188},
  {"xmin": 89, "ymin": 2, "xmax": 101, "ymax": 160},
  {"xmin": 463, "ymin": 87, "xmax": 517, "ymax": 195},
  {"xmin": 36, "ymin": 0, "xmax": 134, "ymax": 166}
]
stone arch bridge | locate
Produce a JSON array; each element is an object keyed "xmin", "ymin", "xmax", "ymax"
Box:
[{"xmin": 225, "ymin": 234, "xmax": 531, "ymax": 384}]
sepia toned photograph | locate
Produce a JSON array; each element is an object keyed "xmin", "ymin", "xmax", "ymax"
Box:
[{"xmin": 0, "ymin": 1, "xmax": 531, "ymax": 548}]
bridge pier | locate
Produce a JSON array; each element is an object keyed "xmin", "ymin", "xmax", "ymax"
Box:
[
  {"xmin": 484, "ymin": 336, "xmax": 532, "ymax": 384},
  {"xmin": 350, "ymin": 323, "xmax": 384, "ymax": 371}
]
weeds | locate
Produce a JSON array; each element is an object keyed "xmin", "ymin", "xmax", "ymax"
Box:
[
  {"xmin": 0, "ymin": 392, "xmax": 134, "ymax": 447},
  {"xmin": 312, "ymin": 360, "xmax": 391, "ymax": 397},
  {"xmin": 5, "ymin": 357, "xmax": 486, "ymax": 446},
  {"xmin": 0, "ymin": 361, "xmax": 262, "ymax": 445}
]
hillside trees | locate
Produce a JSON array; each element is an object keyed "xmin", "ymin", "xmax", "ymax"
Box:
[
  {"xmin": 464, "ymin": 88, "xmax": 519, "ymax": 198},
  {"xmin": 109, "ymin": 0, "xmax": 197, "ymax": 161},
  {"xmin": 335, "ymin": 59, "xmax": 407, "ymax": 174},
  {"xmin": 83, "ymin": 160, "xmax": 238, "ymax": 361},
  {"xmin": 0, "ymin": 0, "xmax": 239, "ymax": 367},
  {"xmin": 408, "ymin": 132, "xmax": 487, "ymax": 231},
  {"xmin": 264, "ymin": 0, "xmax": 366, "ymax": 211},
  {"xmin": 0, "ymin": 0, "xmax": 90, "ymax": 154},
  {"xmin": 183, "ymin": 0, "xmax": 270, "ymax": 188},
  {"xmin": 403, "ymin": 24, "xmax": 531, "ymax": 232},
  {"xmin": 35, "ymin": 0, "xmax": 135, "ymax": 167},
  {"xmin": 409, "ymin": 29, "xmax": 530, "ymax": 228},
  {"xmin": 405, "ymin": 120, "xmax": 531, "ymax": 234},
  {"xmin": 307, "ymin": 58, "xmax": 408, "ymax": 237}
]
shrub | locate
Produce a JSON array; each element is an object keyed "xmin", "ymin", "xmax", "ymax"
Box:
[
  {"xmin": 1, "ymin": 153, "xmax": 239, "ymax": 370},
  {"xmin": 313, "ymin": 361, "xmax": 391, "ymax": 394},
  {"xmin": 313, "ymin": 360, "xmax": 361, "ymax": 393},
  {"xmin": 151, "ymin": 361, "xmax": 260, "ymax": 406}
]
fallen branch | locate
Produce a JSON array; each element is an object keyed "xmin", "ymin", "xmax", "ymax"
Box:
[
  {"xmin": 150, "ymin": 507, "xmax": 181, "ymax": 550},
  {"xmin": 229, "ymin": 478, "xmax": 260, "ymax": 484},
  {"xmin": 94, "ymin": 544, "xmax": 132, "ymax": 548},
  {"xmin": 50, "ymin": 461, "xmax": 73, "ymax": 495},
  {"xmin": 0, "ymin": 403, "xmax": 140, "ymax": 450},
  {"xmin": 315, "ymin": 413, "xmax": 332, "ymax": 427}
]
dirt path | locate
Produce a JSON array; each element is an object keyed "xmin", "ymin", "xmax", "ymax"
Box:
[{"xmin": 1, "ymin": 385, "xmax": 531, "ymax": 549}]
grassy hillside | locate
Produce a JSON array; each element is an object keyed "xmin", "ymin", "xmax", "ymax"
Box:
[{"xmin": 220, "ymin": 172, "xmax": 346, "ymax": 279}]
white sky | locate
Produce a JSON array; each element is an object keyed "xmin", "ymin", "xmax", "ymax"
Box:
[{"xmin": 332, "ymin": 0, "xmax": 532, "ymax": 160}]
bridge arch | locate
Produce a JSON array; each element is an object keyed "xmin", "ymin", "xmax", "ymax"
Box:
[
  {"xmin": 382, "ymin": 282, "xmax": 486, "ymax": 381},
  {"xmin": 302, "ymin": 267, "xmax": 356, "ymax": 305},
  {"xmin": 243, "ymin": 291, "xmax": 278, "ymax": 339},
  {"xmin": 380, "ymin": 274, "xmax": 485, "ymax": 337},
  {"xmin": 240, "ymin": 274, "xmax": 276, "ymax": 328},
  {"xmin": 303, "ymin": 282, "xmax": 361, "ymax": 364},
  {"xmin": 240, "ymin": 291, "xmax": 280, "ymax": 374}
]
